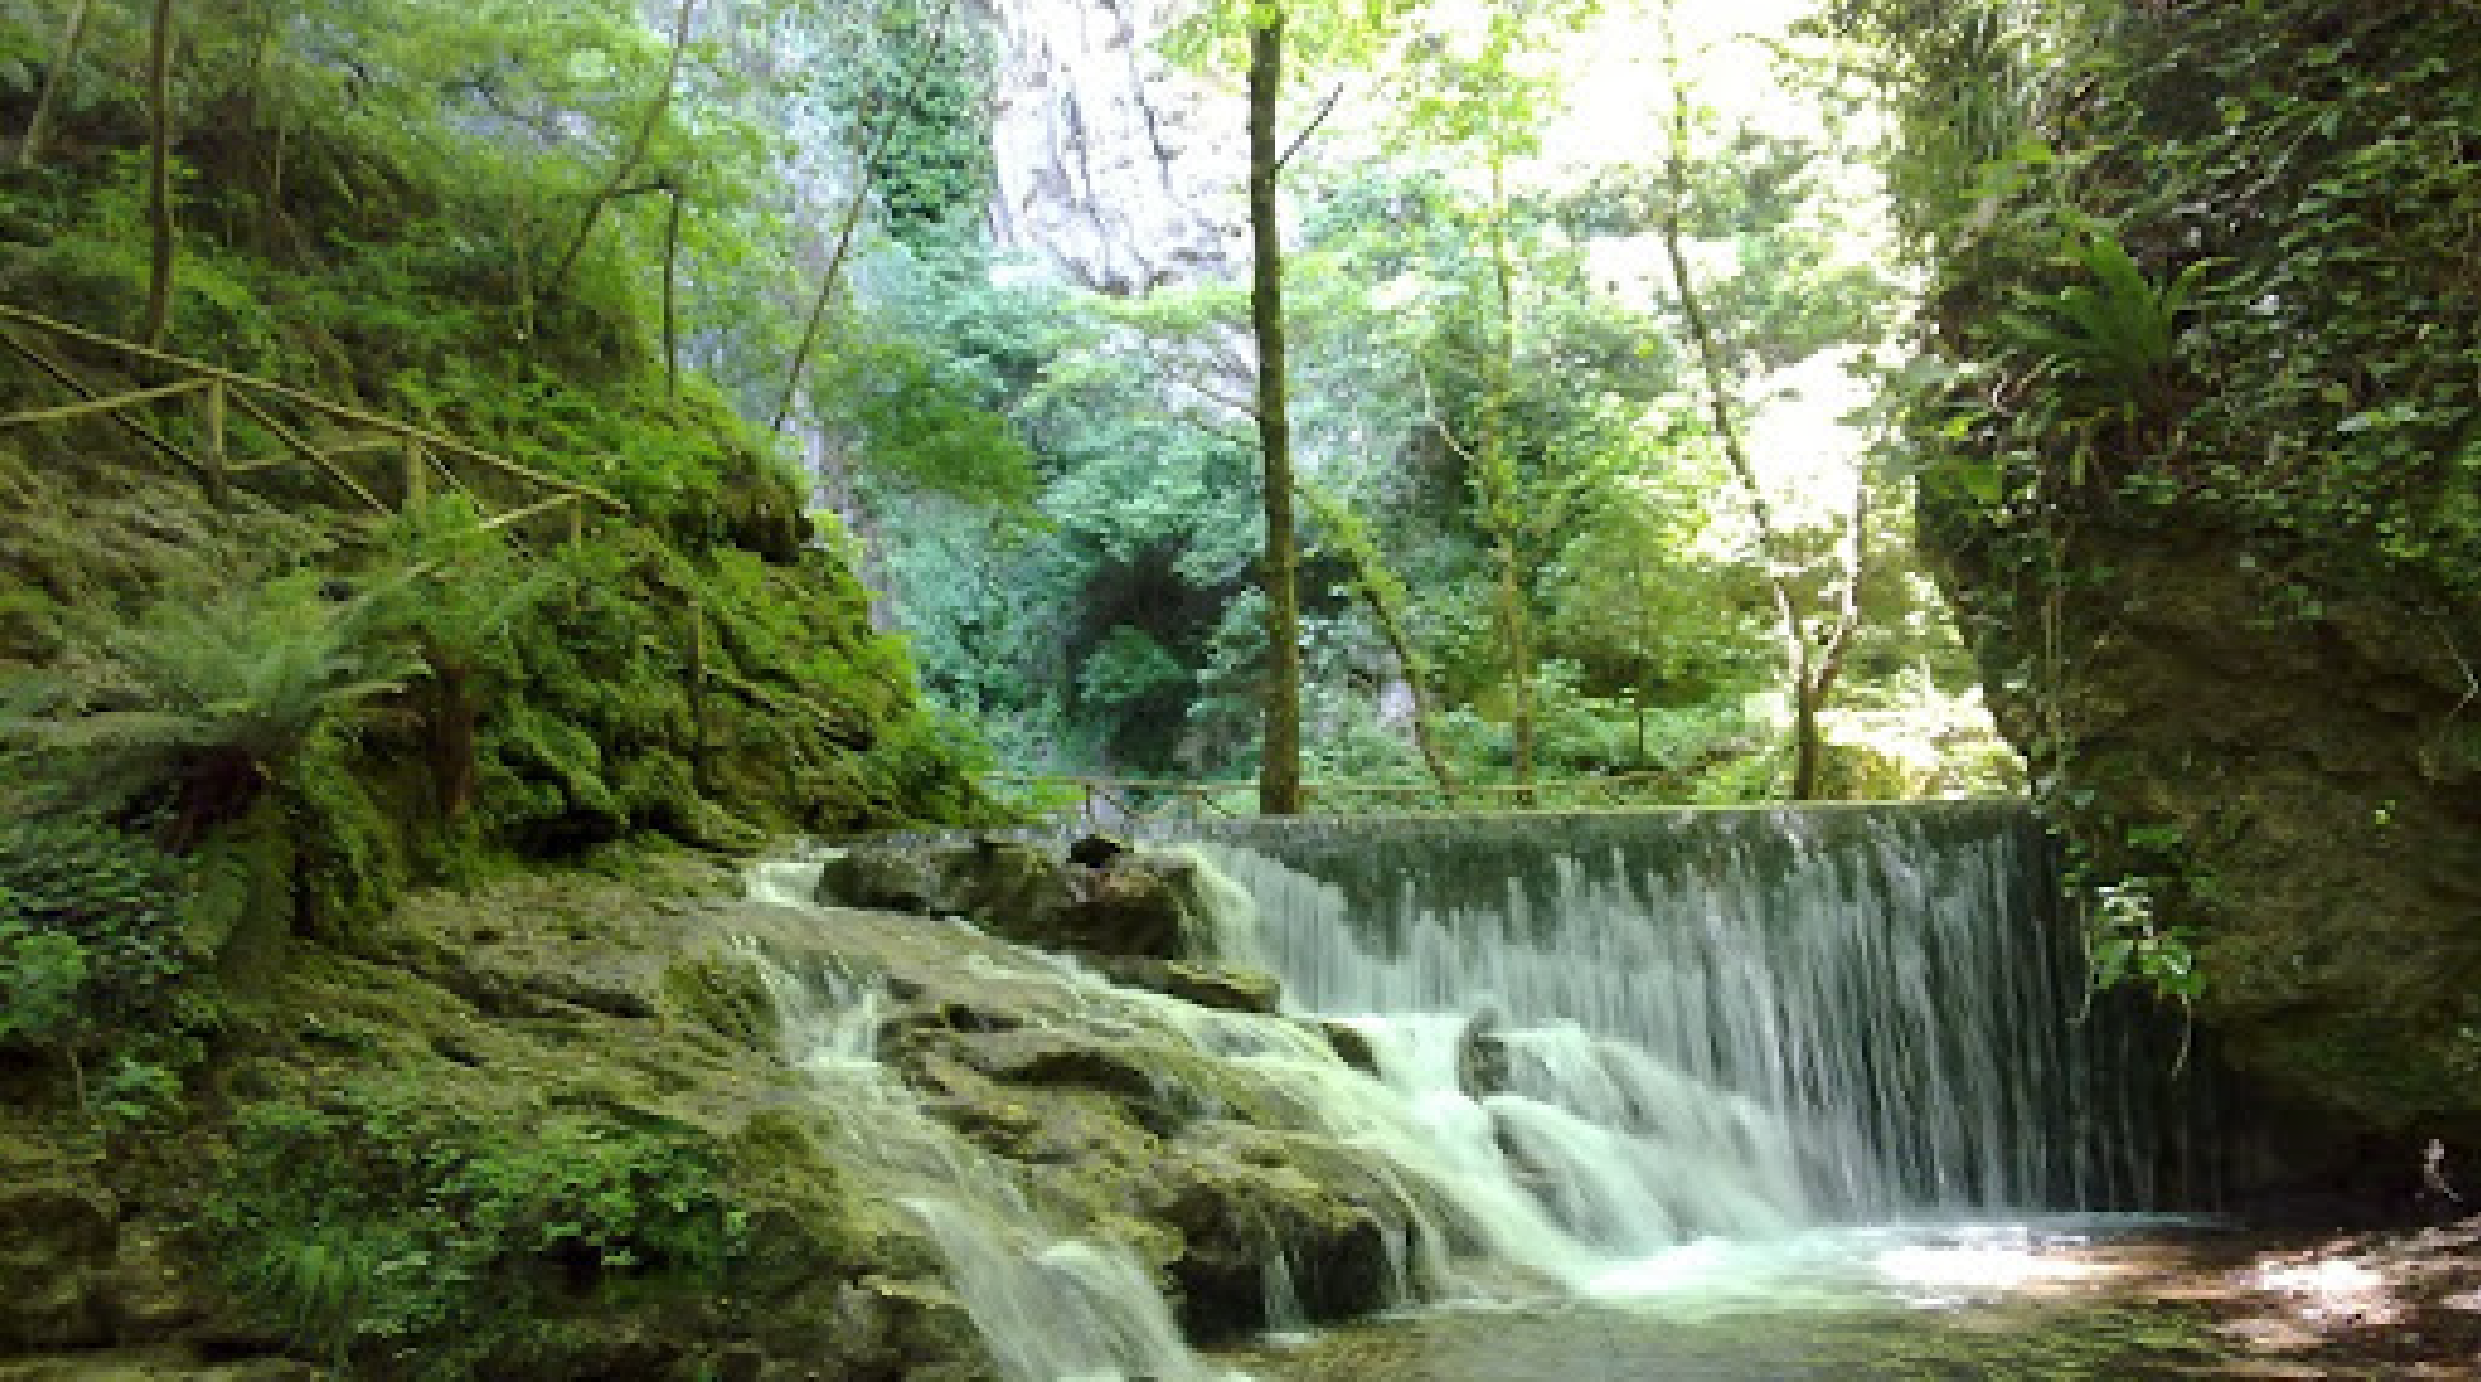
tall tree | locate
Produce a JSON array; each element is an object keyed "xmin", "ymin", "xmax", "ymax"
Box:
[
  {"xmin": 140, "ymin": 0, "xmax": 176, "ymax": 347},
  {"xmin": 1656, "ymin": 12, "xmax": 1865, "ymax": 800},
  {"xmin": 1249, "ymin": 5, "xmax": 1304, "ymax": 815},
  {"xmin": 772, "ymin": 0, "xmax": 961, "ymax": 432},
  {"xmin": 1392, "ymin": 2, "xmax": 1596, "ymax": 797},
  {"xmin": 1298, "ymin": 478, "xmax": 1460, "ymax": 795},
  {"xmin": 15, "ymin": 0, "xmax": 93, "ymax": 169},
  {"xmin": 543, "ymin": 0, "xmax": 699, "ymax": 301}
]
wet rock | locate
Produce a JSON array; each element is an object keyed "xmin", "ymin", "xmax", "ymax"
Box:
[
  {"xmin": 815, "ymin": 840, "xmax": 1212, "ymax": 962},
  {"xmin": 1095, "ymin": 957, "xmax": 1281, "ymax": 1014},
  {"xmin": 937, "ymin": 1029, "xmax": 1166, "ymax": 1103},
  {"xmin": 814, "ymin": 846, "xmax": 957, "ymax": 915},
  {"xmin": 1319, "ymin": 1022, "xmax": 1379, "ymax": 1076},
  {"xmin": 1072, "ymin": 856, "xmax": 1199, "ymax": 958},
  {"xmin": 914, "ymin": 998, "xmax": 1028, "ymax": 1034},
  {"xmin": 1145, "ymin": 1128, "xmax": 1394, "ymax": 1340},
  {"xmin": 1067, "ymin": 834, "xmax": 1129, "ymax": 868},
  {"xmin": 100, "ymin": 1226, "xmax": 200, "ymax": 1337},
  {"xmin": 0, "ymin": 1174, "xmax": 118, "ymax": 1348},
  {"xmin": 1458, "ymin": 1003, "xmax": 1513, "ymax": 1098}
]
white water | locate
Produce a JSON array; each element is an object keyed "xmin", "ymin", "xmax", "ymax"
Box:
[
  {"xmin": 1192, "ymin": 805, "xmax": 2188, "ymax": 1219},
  {"xmin": 744, "ymin": 866, "xmax": 1234, "ymax": 1382},
  {"xmin": 747, "ymin": 805, "xmax": 2196, "ymax": 1379}
]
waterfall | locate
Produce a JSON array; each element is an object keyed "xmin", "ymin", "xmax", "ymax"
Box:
[
  {"xmin": 744, "ymin": 865, "xmax": 1236, "ymax": 1382},
  {"xmin": 745, "ymin": 803, "xmax": 2201, "ymax": 1378},
  {"xmin": 1185, "ymin": 802, "xmax": 2195, "ymax": 1218}
]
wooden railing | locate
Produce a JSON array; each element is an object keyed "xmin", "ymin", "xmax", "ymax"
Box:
[
  {"xmin": 984, "ymin": 770, "xmax": 1690, "ymax": 829},
  {"xmin": 0, "ymin": 303, "xmax": 627, "ymax": 537}
]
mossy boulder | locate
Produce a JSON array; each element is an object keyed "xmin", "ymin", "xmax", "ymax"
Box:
[
  {"xmin": 1144, "ymin": 1124, "xmax": 1396, "ymax": 1340},
  {"xmin": 0, "ymin": 1168, "xmax": 118, "ymax": 1349},
  {"xmin": 1091, "ymin": 958, "xmax": 1281, "ymax": 1015},
  {"xmin": 815, "ymin": 840, "xmax": 1220, "ymax": 962}
]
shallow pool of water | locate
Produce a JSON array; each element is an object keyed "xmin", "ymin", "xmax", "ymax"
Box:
[{"xmin": 1213, "ymin": 1218, "xmax": 2481, "ymax": 1380}]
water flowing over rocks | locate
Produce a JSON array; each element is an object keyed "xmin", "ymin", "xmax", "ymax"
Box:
[
  {"xmin": 0, "ymin": 804, "xmax": 2216, "ymax": 1379},
  {"xmin": 815, "ymin": 836, "xmax": 1281, "ymax": 1006},
  {"xmin": 743, "ymin": 802, "xmax": 2207, "ymax": 1377}
]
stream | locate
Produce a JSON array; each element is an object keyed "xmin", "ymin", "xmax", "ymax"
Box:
[
  {"xmin": 761, "ymin": 805, "xmax": 2476, "ymax": 1378},
  {"xmin": 1216, "ymin": 1217, "xmax": 2481, "ymax": 1378}
]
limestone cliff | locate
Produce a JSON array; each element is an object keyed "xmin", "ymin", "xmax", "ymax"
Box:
[{"xmin": 980, "ymin": 0, "xmax": 1247, "ymax": 293}]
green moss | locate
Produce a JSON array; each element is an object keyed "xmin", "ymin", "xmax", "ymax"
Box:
[
  {"xmin": 660, "ymin": 957, "xmax": 780, "ymax": 1052},
  {"xmin": 186, "ymin": 801, "xmax": 300, "ymax": 989},
  {"xmin": 286, "ymin": 732, "xmax": 415, "ymax": 945}
]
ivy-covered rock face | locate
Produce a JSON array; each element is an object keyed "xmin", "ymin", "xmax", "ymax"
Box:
[{"xmin": 1895, "ymin": 2, "xmax": 2481, "ymax": 1138}]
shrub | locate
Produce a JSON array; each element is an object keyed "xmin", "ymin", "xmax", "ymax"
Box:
[
  {"xmin": 0, "ymin": 812, "xmax": 190, "ymax": 1054},
  {"xmin": 0, "ymin": 576, "xmax": 421, "ymax": 846},
  {"xmin": 209, "ymin": 1082, "xmax": 749, "ymax": 1376}
]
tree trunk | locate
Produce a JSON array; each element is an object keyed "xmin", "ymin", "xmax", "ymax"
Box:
[
  {"xmin": 545, "ymin": 0, "xmax": 699, "ymax": 300},
  {"xmin": 1250, "ymin": 7, "xmax": 1303, "ymax": 816},
  {"xmin": 424, "ymin": 645, "xmax": 479, "ymax": 820},
  {"xmin": 1298, "ymin": 481, "xmax": 1458, "ymax": 797},
  {"xmin": 141, "ymin": 0, "xmax": 177, "ymax": 348},
  {"xmin": 16, "ymin": 0, "xmax": 94, "ymax": 169},
  {"xmin": 1793, "ymin": 467, "xmax": 1870, "ymax": 800},
  {"xmin": 1477, "ymin": 152, "xmax": 1533, "ymax": 798},
  {"xmin": 1629, "ymin": 542, "xmax": 1656, "ymax": 766},
  {"xmin": 662, "ymin": 184, "xmax": 684, "ymax": 399},
  {"xmin": 1790, "ymin": 677, "xmax": 1825, "ymax": 801},
  {"xmin": 1657, "ymin": 40, "xmax": 1837, "ymax": 801},
  {"xmin": 1497, "ymin": 538, "xmax": 1535, "ymax": 791}
]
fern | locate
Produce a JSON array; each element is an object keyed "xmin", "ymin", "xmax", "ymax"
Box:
[
  {"xmin": 1998, "ymin": 231, "xmax": 2216, "ymax": 405},
  {"xmin": 0, "ymin": 575, "xmax": 422, "ymax": 843}
]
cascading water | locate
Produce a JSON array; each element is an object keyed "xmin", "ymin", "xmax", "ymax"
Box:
[
  {"xmin": 743, "ymin": 865, "xmax": 1234, "ymax": 1382},
  {"xmin": 1182, "ymin": 801, "xmax": 2201, "ymax": 1225},
  {"xmin": 745, "ymin": 802, "xmax": 2203, "ymax": 1378}
]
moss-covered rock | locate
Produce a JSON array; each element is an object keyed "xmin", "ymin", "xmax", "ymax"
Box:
[
  {"xmin": 815, "ymin": 840, "xmax": 1223, "ymax": 962},
  {"xmin": 1901, "ymin": 0, "xmax": 2481, "ymax": 1188},
  {"xmin": 1144, "ymin": 1124, "xmax": 1395, "ymax": 1340}
]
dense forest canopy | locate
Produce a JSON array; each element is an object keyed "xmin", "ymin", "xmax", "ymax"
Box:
[
  {"xmin": 5, "ymin": 0, "xmax": 2025, "ymax": 826},
  {"xmin": 0, "ymin": 0, "xmax": 2471, "ymax": 993}
]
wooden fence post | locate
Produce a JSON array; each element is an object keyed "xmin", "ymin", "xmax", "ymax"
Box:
[
  {"xmin": 401, "ymin": 437, "xmax": 426, "ymax": 510},
  {"xmin": 201, "ymin": 378, "xmax": 227, "ymax": 509},
  {"xmin": 688, "ymin": 598, "xmax": 712, "ymax": 794}
]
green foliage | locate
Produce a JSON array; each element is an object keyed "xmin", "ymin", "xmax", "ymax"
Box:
[
  {"xmin": 847, "ymin": 0, "xmax": 1000, "ymax": 244},
  {"xmin": 1883, "ymin": 1, "xmax": 2481, "ymax": 1000},
  {"xmin": 1912, "ymin": 3, "xmax": 2481, "ymax": 559},
  {"xmin": 0, "ymin": 812, "xmax": 193, "ymax": 1058},
  {"xmin": 1078, "ymin": 626, "xmax": 1191, "ymax": 715},
  {"xmin": 2085, "ymin": 877, "xmax": 2201, "ymax": 1006},
  {"xmin": 210, "ymin": 1083, "xmax": 747, "ymax": 1375},
  {"xmin": 0, "ymin": 920, "xmax": 86, "ymax": 1048},
  {"xmin": 0, "ymin": 576, "xmax": 418, "ymax": 843},
  {"xmin": 91, "ymin": 1053, "xmax": 183, "ymax": 1129},
  {"xmin": 1996, "ymin": 232, "xmax": 2210, "ymax": 410},
  {"xmin": 814, "ymin": 327, "xmax": 1039, "ymax": 510}
]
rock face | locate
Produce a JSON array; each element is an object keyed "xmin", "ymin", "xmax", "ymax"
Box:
[
  {"xmin": 0, "ymin": 849, "xmax": 1401, "ymax": 1376},
  {"xmin": 980, "ymin": 0, "xmax": 1246, "ymax": 293},
  {"xmin": 1934, "ymin": 516, "xmax": 2481, "ymax": 1190},
  {"xmin": 818, "ymin": 838, "xmax": 1237, "ymax": 964},
  {"xmin": 752, "ymin": 874, "xmax": 1406, "ymax": 1345},
  {"xmin": 1905, "ymin": 2, "xmax": 2481, "ymax": 1207}
]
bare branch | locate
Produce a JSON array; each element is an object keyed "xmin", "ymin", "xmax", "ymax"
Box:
[
  {"xmin": 1274, "ymin": 83, "xmax": 1347, "ymax": 174},
  {"xmin": 773, "ymin": 0, "xmax": 962, "ymax": 431},
  {"xmin": 545, "ymin": 0, "xmax": 701, "ymax": 299}
]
